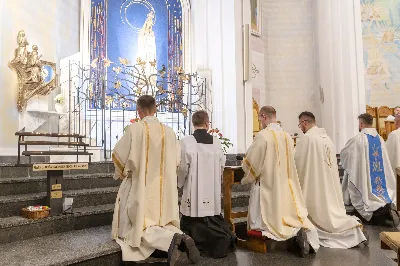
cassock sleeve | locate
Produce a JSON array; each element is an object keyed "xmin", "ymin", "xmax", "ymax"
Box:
[
  {"xmin": 112, "ymin": 125, "xmax": 132, "ymax": 180},
  {"xmin": 241, "ymin": 133, "xmax": 267, "ymax": 185},
  {"xmin": 177, "ymin": 139, "xmax": 189, "ymax": 188}
]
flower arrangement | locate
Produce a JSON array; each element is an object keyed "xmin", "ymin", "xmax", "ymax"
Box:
[
  {"xmin": 124, "ymin": 118, "xmax": 140, "ymax": 133},
  {"xmin": 208, "ymin": 128, "xmax": 233, "ymax": 154},
  {"xmin": 54, "ymin": 94, "xmax": 65, "ymax": 105}
]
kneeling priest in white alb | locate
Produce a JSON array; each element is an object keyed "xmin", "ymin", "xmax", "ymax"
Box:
[
  {"xmin": 242, "ymin": 106, "xmax": 320, "ymax": 257},
  {"xmin": 295, "ymin": 111, "xmax": 367, "ymax": 248},
  {"xmin": 111, "ymin": 95, "xmax": 200, "ymax": 266},
  {"xmin": 341, "ymin": 113, "xmax": 398, "ymax": 227}
]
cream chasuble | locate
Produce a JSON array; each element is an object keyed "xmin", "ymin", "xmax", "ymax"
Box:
[
  {"xmin": 386, "ymin": 128, "xmax": 400, "ymax": 176},
  {"xmin": 178, "ymin": 135, "xmax": 226, "ymax": 217},
  {"xmin": 111, "ymin": 116, "xmax": 182, "ymax": 261},
  {"xmin": 295, "ymin": 126, "xmax": 366, "ymax": 249},
  {"xmin": 242, "ymin": 123, "xmax": 320, "ymax": 251},
  {"xmin": 341, "ymin": 128, "xmax": 396, "ymax": 221}
]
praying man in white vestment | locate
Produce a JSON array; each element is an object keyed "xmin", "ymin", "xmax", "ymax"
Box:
[
  {"xmin": 386, "ymin": 115, "xmax": 400, "ymax": 176},
  {"xmin": 341, "ymin": 113, "xmax": 399, "ymax": 228},
  {"xmin": 386, "ymin": 106, "xmax": 400, "ymax": 121},
  {"xmin": 178, "ymin": 111, "xmax": 237, "ymax": 258},
  {"xmin": 242, "ymin": 106, "xmax": 320, "ymax": 257},
  {"xmin": 294, "ymin": 111, "xmax": 368, "ymax": 249},
  {"xmin": 111, "ymin": 95, "xmax": 200, "ymax": 266}
]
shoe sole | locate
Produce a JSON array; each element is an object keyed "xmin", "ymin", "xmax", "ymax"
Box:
[
  {"xmin": 167, "ymin": 234, "xmax": 182, "ymax": 266},
  {"xmin": 183, "ymin": 236, "xmax": 201, "ymax": 263}
]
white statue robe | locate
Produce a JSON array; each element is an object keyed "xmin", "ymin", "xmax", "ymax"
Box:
[
  {"xmin": 242, "ymin": 123, "xmax": 320, "ymax": 251},
  {"xmin": 341, "ymin": 128, "xmax": 396, "ymax": 221},
  {"xmin": 178, "ymin": 135, "xmax": 226, "ymax": 217},
  {"xmin": 294, "ymin": 126, "xmax": 366, "ymax": 249},
  {"xmin": 111, "ymin": 116, "xmax": 182, "ymax": 262},
  {"xmin": 386, "ymin": 128, "xmax": 400, "ymax": 176}
]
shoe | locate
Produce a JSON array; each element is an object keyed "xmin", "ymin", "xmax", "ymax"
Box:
[
  {"xmin": 296, "ymin": 228, "xmax": 310, "ymax": 258},
  {"xmin": 167, "ymin": 234, "xmax": 182, "ymax": 266},
  {"xmin": 389, "ymin": 209, "xmax": 400, "ymax": 228},
  {"xmin": 181, "ymin": 234, "xmax": 200, "ymax": 264},
  {"xmin": 361, "ymin": 225, "xmax": 369, "ymax": 246}
]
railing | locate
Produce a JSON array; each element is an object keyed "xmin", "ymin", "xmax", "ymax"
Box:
[{"xmin": 59, "ymin": 59, "xmax": 211, "ymax": 160}]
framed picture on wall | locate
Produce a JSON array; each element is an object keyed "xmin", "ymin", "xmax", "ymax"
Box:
[{"xmin": 251, "ymin": 0, "xmax": 261, "ymax": 36}]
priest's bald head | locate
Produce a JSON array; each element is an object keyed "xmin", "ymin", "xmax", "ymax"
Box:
[
  {"xmin": 137, "ymin": 95, "xmax": 157, "ymax": 119},
  {"xmin": 298, "ymin": 111, "xmax": 316, "ymax": 134},
  {"xmin": 358, "ymin": 113, "xmax": 374, "ymax": 132},
  {"xmin": 259, "ymin": 106, "xmax": 277, "ymax": 129}
]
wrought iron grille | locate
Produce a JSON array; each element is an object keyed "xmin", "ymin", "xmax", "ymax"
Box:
[{"xmin": 59, "ymin": 58, "xmax": 211, "ymax": 160}]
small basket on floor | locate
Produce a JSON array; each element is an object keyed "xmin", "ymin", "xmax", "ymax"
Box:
[{"xmin": 21, "ymin": 207, "xmax": 50, "ymax": 220}]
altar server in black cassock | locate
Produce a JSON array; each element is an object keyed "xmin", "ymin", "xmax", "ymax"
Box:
[{"xmin": 178, "ymin": 110, "xmax": 236, "ymax": 258}]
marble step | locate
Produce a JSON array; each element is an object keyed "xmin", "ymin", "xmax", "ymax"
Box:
[
  {"xmin": 0, "ymin": 173, "xmax": 120, "ymax": 196},
  {"xmin": 0, "ymin": 162, "xmax": 114, "ymax": 179},
  {"xmin": 0, "ymin": 187, "xmax": 118, "ymax": 218},
  {"xmin": 0, "ymin": 225, "xmax": 122, "ymax": 266},
  {"xmin": 0, "ymin": 204, "xmax": 114, "ymax": 245},
  {"xmin": 231, "ymin": 191, "xmax": 250, "ymax": 208}
]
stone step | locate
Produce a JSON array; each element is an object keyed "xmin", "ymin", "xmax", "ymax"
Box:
[
  {"xmin": 0, "ymin": 225, "xmax": 122, "ymax": 266},
  {"xmin": 0, "ymin": 162, "xmax": 114, "ymax": 179},
  {"xmin": 0, "ymin": 174, "xmax": 120, "ymax": 196},
  {"xmin": 0, "ymin": 187, "xmax": 118, "ymax": 218},
  {"xmin": 0, "ymin": 204, "xmax": 114, "ymax": 244},
  {"xmin": 231, "ymin": 191, "xmax": 250, "ymax": 208}
]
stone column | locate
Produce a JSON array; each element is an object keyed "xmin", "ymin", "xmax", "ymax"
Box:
[
  {"xmin": 191, "ymin": 0, "xmax": 252, "ymax": 153},
  {"xmin": 316, "ymin": 0, "xmax": 366, "ymax": 153}
]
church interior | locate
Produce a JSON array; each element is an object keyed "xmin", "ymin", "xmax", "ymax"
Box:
[{"xmin": 0, "ymin": 0, "xmax": 400, "ymax": 265}]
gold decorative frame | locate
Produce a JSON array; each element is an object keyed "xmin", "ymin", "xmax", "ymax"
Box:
[{"xmin": 250, "ymin": 0, "xmax": 261, "ymax": 36}]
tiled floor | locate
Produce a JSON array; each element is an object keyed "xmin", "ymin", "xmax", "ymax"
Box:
[{"xmin": 173, "ymin": 225, "xmax": 397, "ymax": 266}]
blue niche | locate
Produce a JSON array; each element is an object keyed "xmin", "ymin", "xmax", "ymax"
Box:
[{"xmin": 89, "ymin": 0, "xmax": 183, "ymax": 111}]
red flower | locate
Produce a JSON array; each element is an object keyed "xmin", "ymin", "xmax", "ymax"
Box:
[
  {"xmin": 215, "ymin": 128, "xmax": 219, "ymax": 133},
  {"xmin": 218, "ymin": 133, "xmax": 222, "ymax": 137}
]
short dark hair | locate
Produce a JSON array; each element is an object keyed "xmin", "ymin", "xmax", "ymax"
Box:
[
  {"xmin": 137, "ymin": 95, "xmax": 156, "ymax": 111},
  {"xmin": 394, "ymin": 106, "xmax": 400, "ymax": 114},
  {"xmin": 260, "ymin": 106, "xmax": 276, "ymax": 118},
  {"xmin": 358, "ymin": 113, "xmax": 373, "ymax": 125},
  {"xmin": 298, "ymin": 111, "xmax": 316, "ymax": 123},
  {"xmin": 192, "ymin": 110, "xmax": 209, "ymax": 126}
]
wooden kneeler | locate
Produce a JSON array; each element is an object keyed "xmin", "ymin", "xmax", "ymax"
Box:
[
  {"xmin": 380, "ymin": 232, "xmax": 400, "ymax": 266},
  {"xmin": 397, "ymin": 168, "xmax": 400, "ymax": 212},
  {"xmin": 223, "ymin": 167, "xmax": 267, "ymax": 253}
]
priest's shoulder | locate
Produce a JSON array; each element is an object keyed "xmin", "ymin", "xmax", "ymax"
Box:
[{"xmin": 161, "ymin": 123, "xmax": 177, "ymax": 138}]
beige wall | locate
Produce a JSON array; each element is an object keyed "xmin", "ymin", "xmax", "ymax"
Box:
[
  {"xmin": 252, "ymin": 0, "xmax": 320, "ymax": 135},
  {"xmin": 0, "ymin": 0, "xmax": 80, "ymax": 154}
]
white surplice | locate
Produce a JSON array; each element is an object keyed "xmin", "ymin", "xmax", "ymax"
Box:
[
  {"xmin": 341, "ymin": 128, "xmax": 396, "ymax": 221},
  {"xmin": 111, "ymin": 116, "xmax": 182, "ymax": 261},
  {"xmin": 242, "ymin": 123, "xmax": 320, "ymax": 251},
  {"xmin": 295, "ymin": 126, "xmax": 366, "ymax": 249},
  {"xmin": 178, "ymin": 135, "xmax": 226, "ymax": 217},
  {"xmin": 386, "ymin": 128, "xmax": 400, "ymax": 176}
]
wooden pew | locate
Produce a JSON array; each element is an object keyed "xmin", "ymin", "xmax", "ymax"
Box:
[
  {"xmin": 223, "ymin": 166, "xmax": 267, "ymax": 253},
  {"xmin": 377, "ymin": 106, "xmax": 393, "ymax": 140}
]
